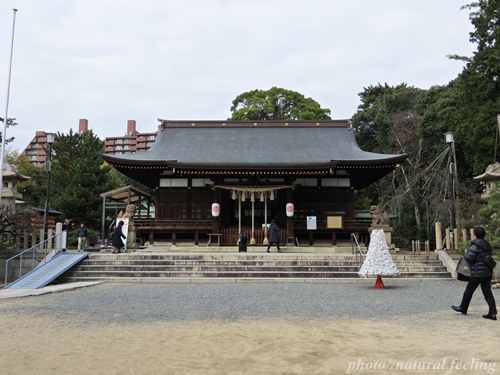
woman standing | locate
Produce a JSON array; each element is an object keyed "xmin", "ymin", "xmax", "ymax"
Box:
[{"xmin": 451, "ymin": 226, "xmax": 497, "ymax": 320}]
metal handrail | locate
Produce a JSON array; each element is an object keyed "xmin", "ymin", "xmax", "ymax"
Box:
[
  {"xmin": 351, "ymin": 233, "xmax": 365, "ymax": 266},
  {"xmin": 4, "ymin": 231, "xmax": 66, "ymax": 288}
]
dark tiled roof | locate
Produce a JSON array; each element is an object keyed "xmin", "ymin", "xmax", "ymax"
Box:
[{"xmin": 102, "ymin": 120, "xmax": 406, "ymax": 167}]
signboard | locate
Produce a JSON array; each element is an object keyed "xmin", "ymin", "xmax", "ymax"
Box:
[
  {"xmin": 326, "ymin": 216, "xmax": 343, "ymax": 229},
  {"xmin": 306, "ymin": 216, "xmax": 317, "ymax": 230},
  {"xmin": 116, "ymin": 217, "xmax": 130, "ymax": 249}
]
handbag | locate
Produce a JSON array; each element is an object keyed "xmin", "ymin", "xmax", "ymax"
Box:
[
  {"xmin": 476, "ymin": 244, "xmax": 497, "ymax": 270},
  {"xmin": 456, "ymin": 257, "xmax": 471, "ymax": 282},
  {"xmin": 481, "ymin": 253, "xmax": 497, "ymax": 270}
]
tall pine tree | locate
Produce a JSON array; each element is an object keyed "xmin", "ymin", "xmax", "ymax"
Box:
[{"xmin": 50, "ymin": 130, "xmax": 119, "ymax": 230}]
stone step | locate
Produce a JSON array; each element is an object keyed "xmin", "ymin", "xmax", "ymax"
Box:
[
  {"xmin": 87, "ymin": 253, "xmax": 440, "ymax": 261},
  {"xmin": 60, "ymin": 270, "xmax": 451, "ymax": 279},
  {"xmin": 54, "ymin": 251, "xmax": 451, "ymax": 283},
  {"xmin": 72, "ymin": 265, "xmax": 448, "ymax": 273},
  {"xmin": 80, "ymin": 260, "xmax": 444, "ymax": 267}
]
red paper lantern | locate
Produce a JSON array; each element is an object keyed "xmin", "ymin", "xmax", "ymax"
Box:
[{"xmin": 212, "ymin": 203, "xmax": 220, "ymax": 217}]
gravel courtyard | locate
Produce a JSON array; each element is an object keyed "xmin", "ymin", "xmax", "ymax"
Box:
[{"xmin": 1, "ymin": 281, "xmax": 498, "ymax": 374}]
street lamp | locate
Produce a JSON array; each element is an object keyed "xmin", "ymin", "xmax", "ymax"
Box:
[
  {"xmin": 444, "ymin": 131, "xmax": 460, "ymax": 250},
  {"xmin": 43, "ymin": 133, "xmax": 56, "ymax": 243}
]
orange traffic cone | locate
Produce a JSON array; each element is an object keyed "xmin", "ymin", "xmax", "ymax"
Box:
[{"xmin": 374, "ymin": 274, "xmax": 385, "ymax": 289}]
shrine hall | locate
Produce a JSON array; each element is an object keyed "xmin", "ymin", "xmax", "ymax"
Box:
[{"xmin": 100, "ymin": 119, "xmax": 407, "ymax": 246}]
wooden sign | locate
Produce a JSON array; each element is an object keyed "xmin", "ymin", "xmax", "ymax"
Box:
[{"xmin": 326, "ymin": 216, "xmax": 343, "ymax": 229}]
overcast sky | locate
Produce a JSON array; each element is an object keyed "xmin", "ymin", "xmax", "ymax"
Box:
[{"xmin": 1, "ymin": 0, "xmax": 475, "ymax": 153}]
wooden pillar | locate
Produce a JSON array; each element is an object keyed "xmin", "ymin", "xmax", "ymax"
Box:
[
  {"xmin": 263, "ymin": 192, "xmax": 269, "ymax": 245},
  {"xmin": 212, "ymin": 217, "xmax": 219, "ymax": 234},
  {"xmin": 238, "ymin": 193, "xmax": 242, "ymax": 235},
  {"xmin": 250, "ymin": 192, "xmax": 256, "ymax": 245},
  {"xmin": 286, "ymin": 189, "xmax": 294, "ymax": 238},
  {"xmin": 212, "ymin": 188, "xmax": 220, "ymax": 234}
]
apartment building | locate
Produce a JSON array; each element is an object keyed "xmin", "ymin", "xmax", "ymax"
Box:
[
  {"xmin": 21, "ymin": 119, "xmax": 158, "ymax": 166},
  {"xmin": 102, "ymin": 120, "xmax": 158, "ymax": 155}
]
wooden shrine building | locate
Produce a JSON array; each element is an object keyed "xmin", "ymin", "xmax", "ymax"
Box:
[{"xmin": 101, "ymin": 119, "xmax": 407, "ymax": 246}]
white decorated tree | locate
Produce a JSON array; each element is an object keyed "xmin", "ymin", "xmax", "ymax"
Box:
[{"xmin": 359, "ymin": 229, "xmax": 400, "ymax": 287}]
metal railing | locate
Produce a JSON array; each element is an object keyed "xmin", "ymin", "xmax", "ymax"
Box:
[
  {"xmin": 351, "ymin": 233, "xmax": 365, "ymax": 266},
  {"xmin": 4, "ymin": 231, "xmax": 67, "ymax": 288}
]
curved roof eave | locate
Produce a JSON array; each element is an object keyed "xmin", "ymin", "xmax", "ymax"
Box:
[{"xmin": 101, "ymin": 121, "xmax": 408, "ymax": 170}]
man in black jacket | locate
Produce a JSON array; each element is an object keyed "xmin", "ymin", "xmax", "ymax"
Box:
[
  {"xmin": 452, "ymin": 226, "xmax": 497, "ymax": 320},
  {"xmin": 77, "ymin": 223, "xmax": 88, "ymax": 251}
]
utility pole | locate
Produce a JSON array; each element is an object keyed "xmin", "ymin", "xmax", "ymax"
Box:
[{"xmin": 445, "ymin": 132, "xmax": 460, "ymax": 250}]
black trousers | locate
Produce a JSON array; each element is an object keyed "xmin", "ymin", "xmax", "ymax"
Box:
[
  {"xmin": 460, "ymin": 275, "xmax": 497, "ymax": 315},
  {"xmin": 267, "ymin": 242, "xmax": 280, "ymax": 251}
]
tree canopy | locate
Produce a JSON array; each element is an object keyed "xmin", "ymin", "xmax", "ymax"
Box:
[
  {"xmin": 478, "ymin": 183, "xmax": 500, "ymax": 255},
  {"xmin": 229, "ymin": 87, "xmax": 331, "ymax": 121},
  {"xmin": 50, "ymin": 130, "xmax": 120, "ymax": 229}
]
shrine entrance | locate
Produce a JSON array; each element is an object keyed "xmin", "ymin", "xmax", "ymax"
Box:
[{"xmin": 215, "ymin": 185, "xmax": 293, "ymax": 245}]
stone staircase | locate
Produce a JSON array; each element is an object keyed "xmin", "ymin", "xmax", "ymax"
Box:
[{"xmin": 56, "ymin": 251, "xmax": 451, "ymax": 283}]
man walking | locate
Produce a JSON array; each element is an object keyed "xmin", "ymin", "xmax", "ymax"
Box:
[
  {"xmin": 77, "ymin": 223, "xmax": 88, "ymax": 251},
  {"xmin": 452, "ymin": 226, "xmax": 497, "ymax": 320},
  {"xmin": 266, "ymin": 219, "xmax": 281, "ymax": 253}
]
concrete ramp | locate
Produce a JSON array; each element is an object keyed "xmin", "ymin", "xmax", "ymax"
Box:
[{"xmin": 6, "ymin": 252, "xmax": 89, "ymax": 289}]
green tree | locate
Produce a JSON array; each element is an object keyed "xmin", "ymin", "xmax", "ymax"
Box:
[
  {"xmin": 352, "ymin": 83, "xmax": 424, "ymax": 153},
  {"xmin": 352, "ymin": 83, "xmax": 454, "ymax": 245},
  {"xmin": 50, "ymin": 130, "xmax": 120, "ymax": 230},
  {"xmin": 462, "ymin": 0, "xmax": 500, "ymax": 86},
  {"xmin": 478, "ymin": 183, "xmax": 500, "ymax": 254},
  {"xmin": 229, "ymin": 87, "xmax": 331, "ymax": 120},
  {"xmin": 447, "ymin": 0, "xmax": 500, "ymax": 175}
]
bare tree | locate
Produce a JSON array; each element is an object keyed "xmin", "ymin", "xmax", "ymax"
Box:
[{"xmin": 0, "ymin": 203, "xmax": 37, "ymax": 250}]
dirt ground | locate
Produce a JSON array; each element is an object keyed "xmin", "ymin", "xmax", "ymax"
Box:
[{"xmin": 1, "ymin": 308, "xmax": 498, "ymax": 375}]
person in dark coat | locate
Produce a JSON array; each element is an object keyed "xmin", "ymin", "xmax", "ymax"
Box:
[
  {"xmin": 62, "ymin": 219, "xmax": 74, "ymax": 231},
  {"xmin": 238, "ymin": 233, "xmax": 247, "ymax": 253},
  {"xmin": 452, "ymin": 226, "xmax": 497, "ymax": 320},
  {"xmin": 267, "ymin": 219, "xmax": 281, "ymax": 253},
  {"xmin": 112, "ymin": 220, "xmax": 127, "ymax": 254}
]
